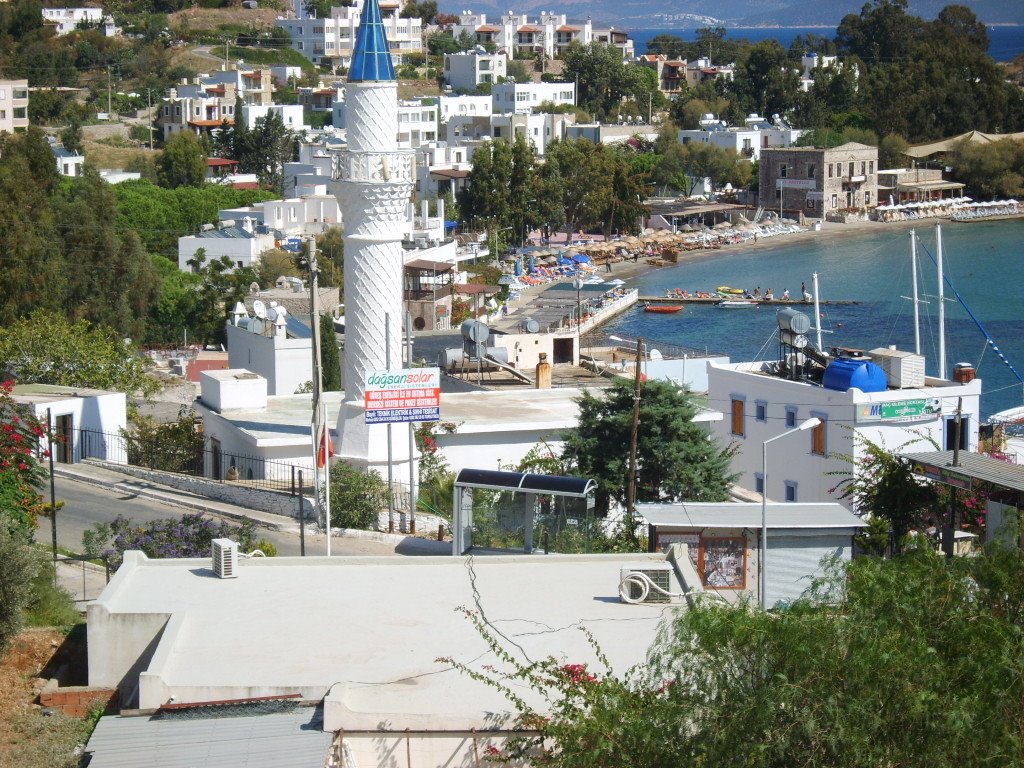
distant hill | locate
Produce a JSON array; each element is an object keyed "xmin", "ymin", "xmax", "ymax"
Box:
[{"xmin": 437, "ymin": 0, "xmax": 1024, "ymax": 27}]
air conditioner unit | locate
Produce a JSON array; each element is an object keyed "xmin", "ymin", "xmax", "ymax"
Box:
[
  {"xmin": 212, "ymin": 538, "xmax": 238, "ymax": 579},
  {"xmin": 619, "ymin": 563, "xmax": 673, "ymax": 604}
]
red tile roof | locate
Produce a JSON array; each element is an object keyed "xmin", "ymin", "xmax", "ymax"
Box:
[
  {"xmin": 231, "ymin": 181, "xmax": 262, "ymax": 190},
  {"xmin": 188, "ymin": 119, "xmax": 233, "ymax": 127},
  {"xmin": 518, "ymin": 25, "xmax": 542, "ymax": 32},
  {"xmin": 476, "ymin": 25, "xmax": 500, "ymax": 32},
  {"xmin": 207, "ymin": 158, "xmax": 239, "ymax": 167},
  {"xmin": 556, "ymin": 25, "xmax": 579, "ymax": 32}
]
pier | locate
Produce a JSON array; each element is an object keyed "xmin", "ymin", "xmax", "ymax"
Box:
[{"xmin": 639, "ymin": 296, "xmax": 861, "ymax": 306}]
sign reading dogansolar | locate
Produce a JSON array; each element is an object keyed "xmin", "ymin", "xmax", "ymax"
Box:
[{"xmin": 364, "ymin": 368, "xmax": 441, "ymax": 424}]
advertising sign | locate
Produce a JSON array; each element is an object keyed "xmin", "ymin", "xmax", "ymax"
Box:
[
  {"xmin": 856, "ymin": 399, "xmax": 940, "ymax": 424},
  {"xmin": 364, "ymin": 368, "xmax": 440, "ymax": 424}
]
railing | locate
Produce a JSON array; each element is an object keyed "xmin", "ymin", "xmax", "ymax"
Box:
[{"xmin": 75, "ymin": 429, "xmax": 313, "ymax": 495}]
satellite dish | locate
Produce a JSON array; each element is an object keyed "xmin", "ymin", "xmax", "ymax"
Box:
[
  {"xmin": 249, "ymin": 282, "xmax": 260, "ymax": 294},
  {"xmin": 250, "ymin": 318, "xmax": 265, "ymax": 335},
  {"xmin": 649, "ymin": 349, "xmax": 663, "ymax": 360},
  {"xmin": 253, "ymin": 300, "xmax": 267, "ymax": 319}
]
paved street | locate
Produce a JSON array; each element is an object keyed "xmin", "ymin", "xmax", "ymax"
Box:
[{"xmin": 36, "ymin": 476, "xmax": 424, "ymax": 559}]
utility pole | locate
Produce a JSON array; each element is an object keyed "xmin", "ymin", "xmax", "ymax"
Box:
[
  {"xmin": 147, "ymin": 89, "xmax": 153, "ymax": 151},
  {"xmin": 225, "ymin": 38, "xmax": 230, "ymax": 70},
  {"xmin": 46, "ymin": 409, "xmax": 57, "ymax": 569},
  {"xmin": 625, "ymin": 337, "xmax": 644, "ymax": 543},
  {"xmin": 107, "ymin": 65, "xmax": 112, "ymax": 116},
  {"xmin": 943, "ymin": 397, "xmax": 964, "ymax": 560}
]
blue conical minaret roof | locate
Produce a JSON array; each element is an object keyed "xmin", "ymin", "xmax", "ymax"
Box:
[{"xmin": 348, "ymin": 0, "xmax": 396, "ymax": 82}]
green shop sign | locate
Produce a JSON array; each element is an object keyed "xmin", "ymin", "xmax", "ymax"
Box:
[{"xmin": 856, "ymin": 399, "xmax": 940, "ymax": 423}]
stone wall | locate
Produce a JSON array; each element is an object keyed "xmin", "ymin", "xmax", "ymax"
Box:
[{"xmin": 88, "ymin": 460, "xmax": 314, "ymax": 519}]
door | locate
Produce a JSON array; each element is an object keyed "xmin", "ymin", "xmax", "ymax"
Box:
[
  {"xmin": 210, "ymin": 438, "xmax": 222, "ymax": 480},
  {"xmin": 552, "ymin": 338, "xmax": 574, "ymax": 364},
  {"xmin": 55, "ymin": 414, "xmax": 73, "ymax": 464},
  {"xmin": 944, "ymin": 416, "xmax": 969, "ymax": 450},
  {"xmin": 765, "ymin": 534, "xmax": 850, "ymax": 607}
]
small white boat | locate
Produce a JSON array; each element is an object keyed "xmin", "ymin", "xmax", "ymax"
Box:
[{"xmin": 717, "ymin": 299, "xmax": 758, "ymax": 308}]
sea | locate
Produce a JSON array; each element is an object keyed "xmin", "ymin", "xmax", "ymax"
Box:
[
  {"xmin": 600, "ymin": 219, "xmax": 1024, "ymax": 419},
  {"xmin": 628, "ymin": 25, "xmax": 1024, "ymax": 62}
]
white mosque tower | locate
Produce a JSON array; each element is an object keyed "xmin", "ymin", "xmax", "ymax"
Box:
[{"xmin": 332, "ymin": 0, "xmax": 416, "ymax": 471}]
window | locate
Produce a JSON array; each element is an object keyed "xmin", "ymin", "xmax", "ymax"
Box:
[
  {"xmin": 806, "ymin": 199, "xmax": 816, "ymax": 210},
  {"xmin": 779, "ymin": 163, "xmax": 788, "ymax": 179},
  {"xmin": 831, "ymin": 193, "xmax": 838, "ymax": 209},
  {"xmin": 806, "ymin": 163, "xmax": 815, "ymax": 179},
  {"xmin": 493, "ymin": 127, "xmax": 502, "ymax": 138},
  {"xmin": 784, "ymin": 481, "xmax": 798, "ymax": 502},
  {"xmin": 754, "ymin": 473, "xmax": 764, "ymax": 494},
  {"xmin": 0, "ymin": 110, "xmax": 4, "ymax": 119},
  {"xmin": 0, "ymin": 89, "xmax": 5, "ymax": 99},
  {"xmin": 865, "ymin": 191, "xmax": 871, "ymax": 205},
  {"xmin": 869, "ymin": 160, "xmax": 874, "ymax": 174},
  {"xmin": 861, "ymin": 161, "xmax": 866, "ymax": 175},
  {"xmin": 785, "ymin": 406, "xmax": 797, "ymax": 428},
  {"xmin": 848, "ymin": 162, "xmax": 854, "ymax": 177},
  {"xmin": 828, "ymin": 163, "xmax": 833, "ymax": 178},
  {"xmin": 811, "ymin": 415, "xmax": 827, "ymax": 456},
  {"xmin": 755, "ymin": 400, "xmax": 767, "ymax": 422},
  {"xmin": 516, "ymin": 92, "xmax": 530, "ymax": 102},
  {"xmin": 730, "ymin": 398, "xmax": 745, "ymax": 437}
]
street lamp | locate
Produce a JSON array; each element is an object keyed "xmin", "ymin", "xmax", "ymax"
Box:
[
  {"xmin": 572, "ymin": 274, "xmax": 584, "ymax": 361},
  {"xmin": 760, "ymin": 417, "xmax": 821, "ymax": 610}
]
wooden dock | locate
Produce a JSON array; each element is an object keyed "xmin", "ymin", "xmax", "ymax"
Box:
[{"xmin": 639, "ymin": 296, "xmax": 862, "ymax": 306}]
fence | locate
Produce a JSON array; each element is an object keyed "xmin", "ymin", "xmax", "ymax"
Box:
[
  {"xmin": 55, "ymin": 554, "xmax": 110, "ymax": 604},
  {"xmin": 76, "ymin": 429, "xmax": 314, "ymax": 495}
]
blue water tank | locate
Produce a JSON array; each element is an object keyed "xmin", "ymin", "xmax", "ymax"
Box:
[{"xmin": 822, "ymin": 359, "xmax": 888, "ymax": 393}]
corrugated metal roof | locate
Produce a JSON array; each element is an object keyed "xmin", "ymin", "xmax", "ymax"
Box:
[
  {"xmin": 83, "ymin": 708, "xmax": 331, "ymax": 767},
  {"xmin": 902, "ymin": 450, "xmax": 1024, "ymax": 493},
  {"xmin": 638, "ymin": 502, "xmax": 867, "ymax": 530}
]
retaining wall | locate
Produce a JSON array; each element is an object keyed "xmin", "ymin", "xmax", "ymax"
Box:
[{"xmin": 40, "ymin": 683, "xmax": 118, "ymax": 718}]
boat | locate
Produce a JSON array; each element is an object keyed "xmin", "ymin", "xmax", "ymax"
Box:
[
  {"xmin": 717, "ymin": 299, "xmax": 758, "ymax": 308},
  {"xmin": 716, "ymin": 286, "xmax": 745, "ymax": 295},
  {"xmin": 644, "ymin": 303, "xmax": 684, "ymax": 314}
]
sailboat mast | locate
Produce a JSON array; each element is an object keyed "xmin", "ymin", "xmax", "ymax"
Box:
[
  {"xmin": 812, "ymin": 272, "xmax": 823, "ymax": 351},
  {"xmin": 911, "ymin": 229, "xmax": 921, "ymax": 355},
  {"xmin": 937, "ymin": 224, "xmax": 946, "ymax": 379}
]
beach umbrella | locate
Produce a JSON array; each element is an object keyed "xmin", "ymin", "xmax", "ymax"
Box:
[
  {"xmin": 513, "ymin": 260, "xmax": 522, "ymax": 276},
  {"xmin": 558, "ymin": 255, "xmax": 574, "ymax": 266},
  {"xmin": 573, "ymin": 254, "xmax": 593, "ymax": 263},
  {"xmin": 528, "ymin": 255, "xmax": 536, "ymax": 273}
]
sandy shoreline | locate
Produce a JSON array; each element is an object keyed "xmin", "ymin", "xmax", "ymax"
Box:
[{"xmin": 500, "ymin": 215, "xmax": 984, "ymax": 324}]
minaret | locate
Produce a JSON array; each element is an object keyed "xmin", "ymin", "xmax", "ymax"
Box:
[{"xmin": 332, "ymin": 0, "xmax": 415, "ymax": 470}]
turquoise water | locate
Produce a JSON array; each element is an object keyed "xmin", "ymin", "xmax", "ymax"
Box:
[{"xmin": 602, "ymin": 220, "xmax": 1024, "ymax": 418}]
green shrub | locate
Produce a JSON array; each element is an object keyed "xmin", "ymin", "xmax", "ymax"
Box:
[
  {"xmin": 328, "ymin": 462, "xmax": 391, "ymax": 530},
  {"xmin": 24, "ymin": 555, "xmax": 79, "ymax": 630},
  {"xmin": 0, "ymin": 525, "xmax": 40, "ymax": 654},
  {"xmin": 253, "ymin": 538, "xmax": 277, "ymax": 557}
]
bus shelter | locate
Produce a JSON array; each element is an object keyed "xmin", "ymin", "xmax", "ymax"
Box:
[{"xmin": 452, "ymin": 468, "xmax": 597, "ymax": 555}]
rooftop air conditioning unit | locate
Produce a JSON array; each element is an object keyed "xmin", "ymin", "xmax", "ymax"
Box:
[
  {"xmin": 212, "ymin": 538, "xmax": 239, "ymax": 578},
  {"xmin": 619, "ymin": 563, "xmax": 674, "ymax": 604}
]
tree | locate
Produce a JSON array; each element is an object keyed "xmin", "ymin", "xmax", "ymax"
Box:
[
  {"xmin": 400, "ymin": 0, "xmax": 436, "ymax": 23},
  {"xmin": 562, "ymin": 42, "xmax": 650, "ymax": 120},
  {"xmin": 157, "ymin": 131, "xmax": 206, "ymax": 189},
  {"xmin": 185, "ymin": 249, "xmax": 260, "ymax": 346},
  {"xmin": 729, "ymin": 39, "xmax": 800, "ymax": 119},
  {"xmin": 563, "ymin": 380, "xmax": 736, "ymax": 517},
  {"xmin": 655, "ymin": 141, "xmax": 745, "ymax": 197},
  {"xmin": 831, "ymin": 434, "xmax": 938, "ymax": 552},
  {"xmin": 457, "ymin": 542, "xmax": 1024, "ymax": 767},
  {"xmin": 59, "ymin": 116, "xmax": 83, "ymax": 155},
  {"xmin": 320, "ymin": 314, "xmax": 341, "ymax": 392},
  {"xmin": 0, "ymin": 311, "xmax": 156, "ymax": 396},
  {"xmin": 0, "ymin": 523, "xmax": 41, "ymax": 654},
  {"xmin": 328, "ymin": 461, "xmax": 391, "ymax": 529},
  {"xmin": 950, "ymin": 138, "xmax": 1024, "ymax": 199},
  {"xmin": 878, "ymin": 133, "xmax": 910, "ymax": 169}
]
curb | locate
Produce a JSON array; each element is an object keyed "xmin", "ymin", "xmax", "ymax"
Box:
[
  {"xmin": 334, "ymin": 527, "xmax": 450, "ymax": 551},
  {"xmin": 54, "ymin": 468, "xmax": 286, "ymax": 531}
]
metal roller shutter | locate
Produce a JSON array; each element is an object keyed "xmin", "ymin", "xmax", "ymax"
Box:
[{"xmin": 765, "ymin": 535, "xmax": 851, "ymax": 607}]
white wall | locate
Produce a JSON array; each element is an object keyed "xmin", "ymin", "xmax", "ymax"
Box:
[
  {"xmin": 706, "ymin": 360, "xmax": 982, "ymax": 508},
  {"xmin": 491, "ymin": 82, "xmax": 575, "ymax": 114},
  {"xmin": 200, "ymin": 369, "xmax": 268, "ymax": 412},
  {"xmin": 226, "ymin": 324, "xmax": 313, "ymax": 396},
  {"xmin": 241, "ymin": 104, "xmax": 307, "ymax": 131},
  {"xmin": 178, "ymin": 231, "xmax": 275, "ymax": 271},
  {"xmin": 434, "ymin": 428, "xmax": 566, "ymax": 472},
  {"xmin": 29, "ymin": 392, "xmax": 128, "ymax": 463}
]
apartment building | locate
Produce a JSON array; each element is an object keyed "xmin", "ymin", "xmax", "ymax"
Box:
[
  {"xmin": 438, "ymin": 94, "xmax": 493, "ymax": 123},
  {"xmin": 443, "ymin": 50, "xmax": 507, "ymax": 91},
  {"xmin": 276, "ymin": 0, "xmax": 422, "ymax": 69},
  {"xmin": 445, "ymin": 110, "xmax": 575, "ymax": 156},
  {"xmin": 453, "ymin": 10, "xmax": 632, "ymax": 60},
  {"xmin": 41, "ymin": 7, "xmax": 120, "ymax": 36},
  {"xmin": 491, "ymin": 81, "xmax": 575, "ymax": 114},
  {"xmin": 159, "ymin": 69, "xmax": 274, "ymax": 139},
  {"xmin": 678, "ymin": 113, "xmax": 804, "ymax": 161},
  {"xmin": 0, "ymin": 79, "xmax": 29, "ymax": 134}
]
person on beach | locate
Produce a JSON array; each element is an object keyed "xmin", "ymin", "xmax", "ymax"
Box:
[
  {"xmin": 801, "ymin": 281, "xmax": 812, "ymax": 302},
  {"xmin": 606, "ymin": 260, "xmax": 612, "ymax": 273},
  {"xmin": 753, "ymin": 287, "xmax": 761, "ymax": 299}
]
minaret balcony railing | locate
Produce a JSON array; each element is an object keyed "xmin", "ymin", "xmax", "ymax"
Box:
[{"xmin": 332, "ymin": 151, "xmax": 414, "ymax": 184}]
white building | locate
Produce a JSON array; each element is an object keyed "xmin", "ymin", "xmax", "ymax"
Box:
[
  {"xmin": 275, "ymin": 0, "xmax": 422, "ymax": 69},
  {"xmin": 0, "ymin": 79, "xmax": 29, "ymax": 135},
  {"xmin": 178, "ymin": 219, "xmax": 279, "ymax": 272},
  {"xmin": 414, "ymin": 142, "xmax": 475, "ymax": 197},
  {"xmin": 11, "ymin": 384, "xmax": 127, "ymax": 465},
  {"xmin": 706, "ymin": 347, "xmax": 981, "ymax": 509},
  {"xmin": 83, "ymin": 549, "xmax": 670, "ymax": 765},
  {"xmin": 446, "ymin": 110, "xmax": 575, "ymax": 156},
  {"xmin": 452, "ymin": 10, "xmax": 632, "ymax": 60},
  {"xmin": 241, "ymin": 103, "xmax": 308, "ymax": 131},
  {"xmin": 443, "ymin": 50, "xmax": 507, "ymax": 91},
  {"xmin": 566, "ymin": 122, "xmax": 658, "ymax": 145},
  {"xmin": 678, "ymin": 113, "xmax": 804, "ymax": 161},
  {"xmin": 491, "ymin": 80, "xmax": 575, "ymax": 114},
  {"xmin": 226, "ymin": 310, "xmax": 314, "ymax": 396},
  {"xmin": 52, "ymin": 144, "xmax": 85, "ymax": 176},
  {"xmin": 41, "ymin": 7, "xmax": 119, "ymax": 36},
  {"xmin": 438, "ymin": 93, "xmax": 493, "ymax": 123},
  {"xmin": 219, "ymin": 195, "xmax": 341, "ymax": 236},
  {"xmin": 797, "ymin": 52, "xmax": 848, "ymax": 92},
  {"xmin": 159, "ymin": 69, "xmax": 274, "ymax": 139}
]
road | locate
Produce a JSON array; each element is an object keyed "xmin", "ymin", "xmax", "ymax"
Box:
[{"xmin": 35, "ymin": 477, "xmax": 423, "ymax": 558}]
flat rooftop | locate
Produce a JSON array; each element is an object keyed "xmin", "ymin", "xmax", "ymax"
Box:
[
  {"xmin": 11, "ymin": 383, "xmax": 119, "ymax": 404},
  {"xmin": 204, "ymin": 387, "xmax": 592, "ymax": 445},
  {"xmin": 92, "ymin": 552, "xmax": 677, "ymax": 729}
]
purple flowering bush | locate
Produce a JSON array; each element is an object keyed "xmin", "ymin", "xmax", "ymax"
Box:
[{"xmin": 86, "ymin": 513, "xmax": 257, "ymax": 569}]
